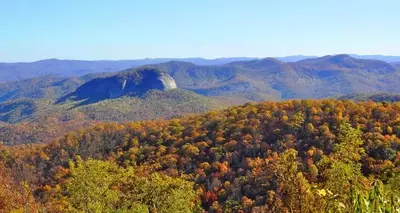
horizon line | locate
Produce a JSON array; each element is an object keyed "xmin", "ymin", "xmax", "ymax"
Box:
[{"xmin": 2, "ymin": 53, "xmax": 400, "ymax": 63}]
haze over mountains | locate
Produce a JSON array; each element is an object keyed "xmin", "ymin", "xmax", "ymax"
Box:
[{"xmin": 1, "ymin": 54, "xmax": 400, "ymax": 82}]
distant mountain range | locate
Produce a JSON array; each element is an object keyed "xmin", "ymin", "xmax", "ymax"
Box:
[
  {"xmin": 2, "ymin": 54, "xmax": 400, "ymax": 144},
  {"xmin": 1, "ymin": 54, "xmax": 400, "ymax": 82},
  {"xmin": 1, "ymin": 54, "xmax": 400, "ymax": 103}
]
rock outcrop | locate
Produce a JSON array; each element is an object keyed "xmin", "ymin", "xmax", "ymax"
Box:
[{"xmin": 58, "ymin": 68, "xmax": 177, "ymax": 104}]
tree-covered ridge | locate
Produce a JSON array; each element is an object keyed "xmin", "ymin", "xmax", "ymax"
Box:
[
  {"xmin": 0, "ymin": 58, "xmax": 260, "ymax": 82},
  {"xmin": 338, "ymin": 93, "xmax": 400, "ymax": 102},
  {"xmin": 1, "ymin": 99, "xmax": 400, "ymax": 212},
  {"xmin": 0, "ymin": 89, "xmax": 226, "ymax": 145},
  {"xmin": 1, "ymin": 55, "xmax": 399, "ymax": 82},
  {"xmin": 150, "ymin": 55, "xmax": 400, "ymax": 100},
  {"xmin": 0, "ymin": 73, "xmax": 114, "ymax": 103}
]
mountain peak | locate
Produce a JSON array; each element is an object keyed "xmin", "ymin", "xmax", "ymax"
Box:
[
  {"xmin": 261, "ymin": 57, "xmax": 284, "ymax": 63},
  {"xmin": 35, "ymin": 58, "xmax": 60, "ymax": 63},
  {"xmin": 228, "ymin": 57, "xmax": 284, "ymax": 69},
  {"xmin": 299, "ymin": 54, "xmax": 354, "ymax": 64},
  {"xmin": 297, "ymin": 54, "xmax": 395, "ymax": 73},
  {"xmin": 162, "ymin": 60, "xmax": 197, "ymax": 67},
  {"xmin": 330, "ymin": 54, "xmax": 351, "ymax": 59},
  {"xmin": 325, "ymin": 54, "xmax": 354, "ymax": 64}
]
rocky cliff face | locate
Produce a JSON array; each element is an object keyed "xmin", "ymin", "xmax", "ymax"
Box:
[
  {"xmin": 157, "ymin": 73, "xmax": 177, "ymax": 90},
  {"xmin": 58, "ymin": 68, "xmax": 177, "ymax": 104}
]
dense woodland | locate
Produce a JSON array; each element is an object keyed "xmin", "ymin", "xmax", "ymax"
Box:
[{"xmin": 1, "ymin": 99, "xmax": 400, "ymax": 212}]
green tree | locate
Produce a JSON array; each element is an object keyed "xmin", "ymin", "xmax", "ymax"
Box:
[
  {"xmin": 120, "ymin": 172, "xmax": 198, "ymax": 213},
  {"xmin": 320, "ymin": 123, "xmax": 367, "ymax": 211},
  {"xmin": 64, "ymin": 158, "xmax": 130, "ymax": 213},
  {"xmin": 62, "ymin": 158, "xmax": 199, "ymax": 212},
  {"xmin": 275, "ymin": 149, "xmax": 314, "ymax": 213}
]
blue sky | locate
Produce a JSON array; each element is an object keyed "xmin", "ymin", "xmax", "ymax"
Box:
[{"xmin": 1, "ymin": 0, "xmax": 399, "ymax": 62}]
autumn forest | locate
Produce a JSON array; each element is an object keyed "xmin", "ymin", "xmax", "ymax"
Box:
[{"xmin": 1, "ymin": 99, "xmax": 400, "ymax": 212}]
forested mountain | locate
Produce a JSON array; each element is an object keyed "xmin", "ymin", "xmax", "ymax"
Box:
[
  {"xmin": 338, "ymin": 93, "xmax": 400, "ymax": 102},
  {"xmin": 2, "ymin": 54, "xmax": 400, "ymax": 82},
  {"xmin": 350, "ymin": 54, "xmax": 400, "ymax": 63},
  {"xmin": 0, "ymin": 58, "xmax": 258, "ymax": 82},
  {"xmin": 1, "ymin": 100, "xmax": 400, "ymax": 212},
  {"xmin": 153, "ymin": 55, "xmax": 400, "ymax": 100},
  {"xmin": 0, "ymin": 89, "xmax": 227, "ymax": 144},
  {"xmin": 0, "ymin": 73, "xmax": 114, "ymax": 103}
]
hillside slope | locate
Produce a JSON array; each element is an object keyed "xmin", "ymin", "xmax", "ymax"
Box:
[
  {"xmin": 0, "ymin": 89, "xmax": 226, "ymax": 144},
  {"xmin": 2, "ymin": 99, "xmax": 399, "ymax": 212},
  {"xmin": 0, "ymin": 73, "xmax": 114, "ymax": 103}
]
